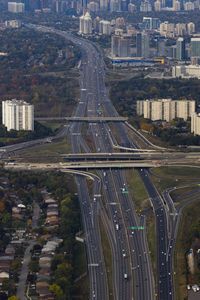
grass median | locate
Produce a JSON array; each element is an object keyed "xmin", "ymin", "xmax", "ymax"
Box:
[{"xmin": 151, "ymin": 166, "xmax": 200, "ymax": 192}]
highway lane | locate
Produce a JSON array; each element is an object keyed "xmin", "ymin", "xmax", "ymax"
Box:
[
  {"xmin": 84, "ymin": 50, "xmax": 135, "ymax": 299},
  {"xmin": 84, "ymin": 51, "xmax": 154, "ymax": 299},
  {"xmin": 112, "ymin": 169, "xmax": 155, "ymax": 300},
  {"xmin": 75, "ymin": 175, "xmax": 108, "ymax": 299},
  {"xmin": 68, "ymin": 44, "xmax": 109, "ymax": 299},
  {"xmin": 140, "ymin": 169, "xmax": 173, "ymax": 300}
]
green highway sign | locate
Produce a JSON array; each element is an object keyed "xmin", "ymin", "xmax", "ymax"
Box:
[{"xmin": 129, "ymin": 226, "xmax": 144, "ymax": 230}]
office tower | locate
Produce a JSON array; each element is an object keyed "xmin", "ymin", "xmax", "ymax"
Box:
[
  {"xmin": 93, "ymin": 16, "xmax": 101, "ymax": 32},
  {"xmin": 121, "ymin": 0, "xmax": 128, "ymax": 11},
  {"xmin": 115, "ymin": 17, "xmax": 125, "ymax": 28},
  {"xmin": 114, "ymin": 28, "xmax": 123, "ymax": 35},
  {"xmin": 157, "ymin": 38, "xmax": 166, "ymax": 56},
  {"xmin": 191, "ymin": 37, "xmax": 200, "ymax": 58},
  {"xmin": 142, "ymin": 17, "xmax": 160, "ymax": 30},
  {"xmin": 176, "ymin": 37, "xmax": 186, "ymax": 60},
  {"xmin": 118, "ymin": 36, "xmax": 130, "ymax": 56},
  {"xmin": 154, "ymin": 0, "xmax": 162, "ymax": 11},
  {"xmin": 54, "ymin": 0, "xmax": 67, "ymax": 13},
  {"xmin": 173, "ymin": 0, "xmax": 180, "ymax": 10},
  {"xmin": 159, "ymin": 21, "xmax": 175, "ymax": 38},
  {"xmin": 176, "ymin": 23, "xmax": 187, "ymax": 36},
  {"xmin": 111, "ymin": 35, "xmax": 119, "ymax": 56},
  {"xmin": 187, "ymin": 22, "xmax": 195, "ymax": 35},
  {"xmin": 99, "ymin": 0, "xmax": 109, "ymax": 10},
  {"xmin": 191, "ymin": 113, "xmax": 200, "ymax": 135},
  {"xmin": 111, "ymin": 35, "xmax": 130, "ymax": 57},
  {"xmin": 79, "ymin": 12, "xmax": 92, "ymax": 35},
  {"xmin": 128, "ymin": 3, "xmax": 136, "ymax": 12},
  {"xmin": 99, "ymin": 20, "xmax": 111, "ymax": 35},
  {"xmin": 191, "ymin": 56, "xmax": 200, "ymax": 64},
  {"xmin": 87, "ymin": 1, "xmax": 99, "ymax": 12},
  {"xmin": 140, "ymin": 0, "xmax": 152, "ymax": 11},
  {"xmin": 194, "ymin": 0, "xmax": 200, "ymax": 9},
  {"xmin": 23, "ymin": 0, "xmax": 30, "ymax": 11},
  {"xmin": 110, "ymin": 0, "xmax": 120, "ymax": 11},
  {"xmin": 136, "ymin": 32, "xmax": 150, "ymax": 58},
  {"xmin": 137, "ymin": 99, "xmax": 195, "ymax": 121},
  {"xmin": 184, "ymin": 1, "xmax": 194, "ymax": 10},
  {"xmin": 8, "ymin": 2, "xmax": 25, "ymax": 12},
  {"xmin": 2, "ymin": 99, "xmax": 34, "ymax": 131}
]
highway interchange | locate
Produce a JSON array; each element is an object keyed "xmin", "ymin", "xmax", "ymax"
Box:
[
  {"xmin": 30, "ymin": 24, "xmax": 166, "ymax": 300},
  {"xmin": 3, "ymin": 23, "xmax": 200, "ymax": 300}
]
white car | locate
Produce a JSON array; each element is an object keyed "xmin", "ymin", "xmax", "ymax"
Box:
[{"xmin": 187, "ymin": 285, "xmax": 191, "ymax": 290}]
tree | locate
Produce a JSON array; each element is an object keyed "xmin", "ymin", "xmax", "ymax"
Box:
[
  {"xmin": 49, "ymin": 284, "xmax": 64, "ymax": 300},
  {"xmin": 8, "ymin": 296, "xmax": 20, "ymax": 300}
]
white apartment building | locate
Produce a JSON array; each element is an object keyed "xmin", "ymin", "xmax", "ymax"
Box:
[
  {"xmin": 2, "ymin": 99, "xmax": 34, "ymax": 131},
  {"xmin": 137, "ymin": 99, "xmax": 195, "ymax": 121},
  {"xmin": 99, "ymin": 20, "xmax": 111, "ymax": 35},
  {"xmin": 8, "ymin": 2, "xmax": 25, "ymax": 13},
  {"xmin": 79, "ymin": 12, "xmax": 92, "ymax": 35},
  {"xmin": 191, "ymin": 113, "xmax": 200, "ymax": 135}
]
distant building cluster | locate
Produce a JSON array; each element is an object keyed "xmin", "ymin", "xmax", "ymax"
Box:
[
  {"xmin": 5, "ymin": 0, "xmax": 200, "ymax": 13},
  {"xmin": 78, "ymin": 14, "xmax": 200, "ymax": 69},
  {"xmin": 2, "ymin": 99, "xmax": 34, "ymax": 131},
  {"xmin": 159, "ymin": 21, "xmax": 195, "ymax": 38},
  {"xmin": 137, "ymin": 99, "xmax": 195, "ymax": 121}
]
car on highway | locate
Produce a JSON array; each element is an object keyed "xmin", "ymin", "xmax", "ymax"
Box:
[{"xmin": 187, "ymin": 284, "xmax": 191, "ymax": 290}]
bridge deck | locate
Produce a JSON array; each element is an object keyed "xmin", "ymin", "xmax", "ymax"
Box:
[{"xmin": 35, "ymin": 117, "xmax": 128, "ymax": 122}]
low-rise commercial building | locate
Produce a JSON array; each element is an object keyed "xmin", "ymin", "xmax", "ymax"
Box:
[
  {"xmin": 137, "ymin": 98, "xmax": 195, "ymax": 121},
  {"xmin": 5, "ymin": 19, "xmax": 21, "ymax": 28},
  {"xmin": 172, "ymin": 64, "xmax": 200, "ymax": 79}
]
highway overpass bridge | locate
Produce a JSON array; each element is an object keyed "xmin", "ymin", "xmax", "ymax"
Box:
[
  {"xmin": 4, "ymin": 158, "xmax": 200, "ymax": 171},
  {"xmin": 4, "ymin": 161, "xmax": 158, "ymax": 171},
  {"xmin": 61, "ymin": 151, "xmax": 194, "ymax": 161},
  {"xmin": 35, "ymin": 117, "xmax": 128, "ymax": 122}
]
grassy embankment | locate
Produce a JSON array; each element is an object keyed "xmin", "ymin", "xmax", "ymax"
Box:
[
  {"xmin": 151, "ymin": 166, "xmax": 200, "ymax": 192},
  {"xmin": 19, "ymin": 137, "xmax": 71, "ymax": 163}
]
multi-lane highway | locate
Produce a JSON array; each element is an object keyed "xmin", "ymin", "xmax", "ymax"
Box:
[
  {"xmin": 15, "ymin": 23, "xmax": 185, "ymax": 300},
  {"xmin": 31, "ymin": 25, "xmax": 155, "ymax": 299}
]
